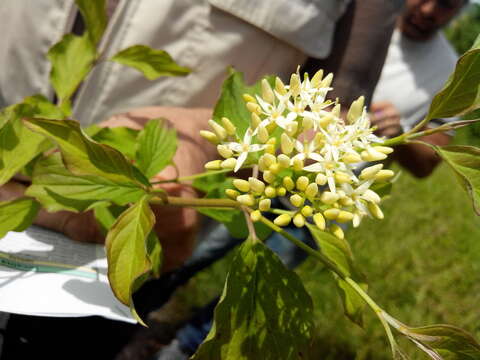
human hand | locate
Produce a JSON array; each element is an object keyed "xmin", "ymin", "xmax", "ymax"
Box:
[{"xmin": 370, "ymin": 101, "xmax": 402, "ymax": 138}]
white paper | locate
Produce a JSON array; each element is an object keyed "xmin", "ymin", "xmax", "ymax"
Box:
[{"xmin": 0, "ymin": 226, "xmax": 135, "ymax": 323}]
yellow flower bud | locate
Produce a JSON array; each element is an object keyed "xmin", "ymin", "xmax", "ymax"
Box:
[
  {"xmin": 221, "ymin": 158, "xmax": 237, "ymax": 169},
  {"xmin": 324, "ymin": 208, "xmax": 340, "ymax": 220},
  {"xmin": 339, "ymin": 196, "xmax": 354, "ymax": 206},
  {"xmin": 290, "ymin": 194, "xmax": 304, "ymax": 208},
  {"xmin": 261, "ymin": 79, "xmax": 275, "ymax": 104},
  {"xmin": 281, "ymin": 133, "xmax": 294, "ymax": 155},
  {"xmin": 264, "ymin": 186, "xmax": 276, "ymax": 198},
  {"xmin": 217, "ymin": 144, "xmax": 233, "ymax": 159},
  {"xmin": 290, "ymin": 73, "xmax": 301, "ymax": 96},
  {"xmin": 242, "ymin": 94, "xmax": 256, "ymax": 103},
  {"xmin": 257, "ymin": 125, "xmax": 269, "ymax": 143},
  {"xmin": 320, "ymin": 191, "xmax": 340, "ymax": 205},
  {"xmin": 236, "ymin": 194, "xmax": 255, "ymax": 207},
  {"xmin": 250, "ymin": 210, "xmax": 262, "ymax": 222},
  {"xmin": 353, "ymin": 213, "xmax": 361, "ymax": 228},
  {"xmin": 251, "ymin": 113, "xmax": 262, "ymax": 130},
  {"xmin": 337, "ymin": 211, "xmax": 354, "ymax": 223},
  {"xmin": 315, "ymin": 173, "xmax": 327, "ymax": 186},
  {"xmin": 265, "ymin": 144, "xmax": 276, "ymax": 154},
  {"xmin": 332, "ymin": 103, "xmax": 341, "ymax": 118},
  {"xmin": 293, "ymin": 158, "xmax": 304, "ymax": 171},
  {"xmin": 262, "ymin": 170, "xmax": 276, "ymax": 184},
  {"xmin": 347, "ymin": 96, "xmax": 365, "ymax": 124},
  {"xmin": 302, "ymin": 116, "xmax": 314, "ymax": 131},
  {"xmin": 259, "ymin": 198, "xmax": 271, "ymax": 211},
  {"xmin": 274, "ymin": 213, "xmax": 292, "ymax": 227},
  {"xmin": 311, "ymin": 69, "xmax": 324, "ymax": 88},
  {"xmin": 277, "ymin": 154, "xmax": 290, "ymax": 168},
  {"xmin": 276, "ymin": 186, "xmax": 287, "ymax": 196},
  {"xmin": 360, "ymin": 164, "xmax": 383, "ymax": 180},
  {"xmin": 334, "ymin": 171, "xmax": 352, "ymax": 184},
  {"xmin": 225, "ymin": 189, "xmax": 239, "ymax": 199},
  {"xmin": 266, "ymin": 121, "xmax": 277, "ymax": 134},
  {"xmin": 269, "ymin": 163, "xmax": 281, "ymax": 174},
  {"xmin": 375, "ymin": 146, "xmax": 394, "ymax": 155},
  {"xmin": 368, "ymin": 202, "xmax": 384, "ymax": 219},
  {"xmin": 200, "ymin": 130, "xmax": 219, "ymax": 144},
  {"xmin": 262, "ymin": 153, "xmax": 276, "ymax": 168},
  {"xmin": 330, "ymin": 224, "xmax": 344, "ymax": 239},
  {"xmin": 249, "ymin": 177, "xmax": 265, "ymax": 194},
  {"xmin": 205, "ymin": 160, "xmax": 222, "ymax": 170},
  {"xmin": 305, "ymin": 183, "xmax": 319, "ymax": 198},
  {"xmin": 293, "ymin": 213, "xmax": 305, "ymax": 228},
  {"xmin": 283, "ymin": 176, "xmax": 295, "ymax": 191},
  {"xmin": 233, "ymin": 179, "xmax": 250, "ymax": 192},
  {"xmin": 301, "ymin": 205, "xmax": 313, "ymax": 217},
  {"xmin": 375, "ymin": 169, "xmax": 395, "ymax": 182},
  {"xmin": 342, "ymin": 151, "xmax": 362, "ymax": 164},
  {"xmin": 313, "ymin": 133, "xmax": 324, "ymax": 148},
  {"xmin": 275, "ymin": 77, "xmax": 287, "ymax": 95},
  {"xmin": 208, "ymin": 120, "xmax": 227, "ymax": 140},
  {"xmin": 313, "ymin": 213, "xmax": 326, "ymax": 230},
  {"xmin": 361, "ymin": 148, "xmax": 387, "ymax": 162},
  {"xmin": 286, "ymin": 122, "xmax": 298, "ymax": 137},
  {"xmin": 221, "ymin": 117, "xmax": 236, "ymax": 136},
  {"xmin": 318, "ymin": 114, "xmax": 334, "ymax": 128},
  {"xmin": 246, "ymin": 102, "xmax": 261, "ymax": 114},
  {"xmin": 258, "ymin": 156, "xmax": 267, "ymax": 172},
  {"xmin": 320, "ymin": 73, "xmax": 333, "ymax": 88},
  {"xmin": 363, "ymin": 189, "xmax": 381, "ymax": 204},
  {"xmin": 296, "ymin": 176, "xmax": 309, "ymax": 191}
]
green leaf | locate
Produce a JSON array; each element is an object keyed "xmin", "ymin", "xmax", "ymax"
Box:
[
  {"xmin": 136, "ymin": 119, "xmax": 177, "ymax": 179},
  {"xmin": 75, "ymin": 0, "xmax": 107, "ymax": 46},
  {"xmin": 0, "ymin": 105, "xmax": 50, "ymax": 185},
  {"xmin": 0, "ymin": 198, "xmax": 40, "ymax": 239},
  {"xmin": 93, "ymin": 204, "xmax": 126, "ymax": 234},
  {"xmin": 26, "ymin": 154, "xmax": 146, "ymax": 212},
  {"xmin": 434, "ymin": 145, "xmax": 480, "ymax": 215},
  {"xmin": 192, "ymin": 239, "xmax": 315, "ymax": 360},
  {"xmin": 91, "ymin": 126, "xmax": 139, "ymax": 159},
  {"xmin": 22, "ymin": 95, "xmax": 66, "ymax": 120},
  {"xmin": 306, "ymin": 223, "xmax": 367, "ymax": 327},
  {"xmin": 48, "ymin": 34, "xmax": 96, "ymax": 104},
  {"xmin": 426, "ymin": 34, "xmax": 480, "ymax": 120},
  {"xmin": 213, "ymin": 70, "xmax": 270, "ymax": 137},
  {"xmin": 23, "ymin": 118, "xmax": 149, "ymax": 186},
  {"xmin": 146, "ymin": 232, "xmax": 163, "ymax": 278},
  {"xmin": 110, "ymin": 45, "xmax": 190, "ymax": 80},
  {"xmin": 106, "ymin": 196, "xmax": 155, "ymax": 306}
]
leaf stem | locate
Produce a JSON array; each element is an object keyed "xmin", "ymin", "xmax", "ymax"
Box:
[{"xmin": 150, "ymin": 195, "xmax": 239, "ymax": 208}]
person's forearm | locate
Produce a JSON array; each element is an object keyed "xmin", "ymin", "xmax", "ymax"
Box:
[{"xmin": 303, "ymin": 0, "xmax": 402, "ymax": 106}]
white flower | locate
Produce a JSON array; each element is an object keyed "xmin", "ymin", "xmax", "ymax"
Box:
[{"xmin": 224, "ymin": 129, "xmax": 266, "ymax": 172}]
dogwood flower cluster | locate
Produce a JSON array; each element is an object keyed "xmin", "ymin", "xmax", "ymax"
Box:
[{"xmin": 200, "ymin": 70, "xmax": 395, "ymax": 239}]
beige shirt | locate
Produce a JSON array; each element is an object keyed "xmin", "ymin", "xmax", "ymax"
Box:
[{"xmin": 0, "ymin": 0, "xmax": 349, "ymax": 126}]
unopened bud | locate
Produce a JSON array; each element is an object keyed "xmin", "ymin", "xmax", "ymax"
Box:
[
  {"xmin": 246, "ymin": 102, "xmax": 261, "ymax": 114},
  {"xmin": 242, "ymin": 94, "xmax": 256, "ymax": 103},
  {"xmin": 337, "ymin": 211, "xmax": 354, "ymax": 223},
  {"xmin": 208, "ymin": 120, "xmax": 227, "ymax": 140},
  {"xmin": 302, "ymin": 116, "xmax": 314, "ymax": 131},
  {"xmin": 375, "ymin": 146, "xmax": 394, "ymax": 155},
  {"xmin": 290, "ymin": 194, "xmax": 304, "ymax": 208},
  {"xmin": 330, "ymin": 224, "xmax": 344, "ymax": 239},
  {"xmin": 332, "ymin": 103, "xmax": 341, "ymax": 118},
  {"xmin": 347, "ymin": 96, "xmax": 365, "ymax": 124},
  {"xmin": 251, "ymin": 113, "xmax": 262, "ymax": 130},
  {"xmin": 320, "ymin": 73, "xmax": 333, "ymax": 88},
  {"xmin": 318, "ymin": 114, "xmax": 334, "ymax": 128},
  {"xmin": 249, "ymin": 177, "xmax": 265, "ymax": 194},
  {"xmin": 375, "ymin": 169, "xmax": 395, "ymax": 182},
  {"xmin": 360, "ymin": 164, "xmax": 383, "ymax": 180},
  {"xmin": 276, "ymin": 186, "xmax": 287, "ymax": 196},
  {"xmin": 264, "ymin": 186, "xmax": 276, "ymax": 198},
  {"xmin": 269, "ymin": 163, "xmax": 281, "ymax": 174},
  {"xmin": 342, "ymin": 151, "xmax": 362, "ymax": 164},
  {"xmin": 266, "ymin": 121, "xmax": 277, "ymax": 134},
  {"xmin": 217, "ymin": 145, "xmax": 233, "ymax": 159},
  {"xmin": 339, "ymin": 196, "xmax": 354, "ymax": 206},
  {"xmin": 281, "ymin": 133, "xmax": 294, "ymax": 154},
  {"xmin": 221, "ymin": 117, "xmax": 236, "ymax": 136},
  {"xmin": 320, "ymin": 191, "xmax": 339, "ymax": 204},
  {"xmin": 361, "ymin": 148, "xmax": 387, "ymax": 162},
  {"xmin": 262, "ymin": 153, "xmax": 276, "ymax": 168},
  {"xmin": 265, "ymin": 143, "xmax": 276, "ymax": 154},
  {"xmin": 236, "ymin": 194, "xmax": 255, "ymax": 207},
  {"xmin": 293, "ymin": 213, "xmax": 305, "ymax": 228},
  {"xmin": 250, "ymin": 210, "xmax": 262, "ymax": 222},
  {"xmin": 334, "ymin": 172, "xmax": 352, "ymax": 184},
  {"xmin": 363, "ymin": 189, "xmax": 381, "ymax": 204},
  {"xmin": 200, "ymin": 130, "xmax": 219, "ymax": 144},
  {"xmin": 324, "ymin": 208, "xmax": 340, "ymax": 220},
  {"xmin": 305, "ymin": 183, "xmax": 319, "ymax": 198},
  {"xmin": 277, "ymin": 154, "xmax": 290, "ymax": 168},
  {"xmin": 233, "ymin": 179, "xmax": 250, "ymax": 192},
  {"xmin": 311, "ymin": 69, "xmax": 324, "ymax": 87},
  {"xmin": 353, "ymin": 213, "xmax": 361, "ymax": 228},
  {"xmin": 293, "ymin": 158, "xmax": 304, "ymax": 172},
  {"xmin": 283, "ymin": 176, "xmax": 295, "ymax": 191},
  {"xmin": 368, "ymin": 202, "xmax": 384, "ymax": 219},
  {"xmin": 262, "ymin": 170, "xmax": 276, "ymax": 184},
  {"xmin": 205, "ymin": 160, "xmax": 222, "ymax": 170},
  {"xmin": 261, "ymin": 79, "xmax": 275, "ymax": 103},
  {"xmin": 259, "ymin": 198, "xmax": 271, "ymax": 211},
  {"xmin": 257, "ymin": 125, "xmax": 269, "ymax": 143},
  {"xmin": 275, "ymin": 77, "xmax": 287, "ymax": 95},
  {"xmin": 274, "ymin": 213, "xmax": 292, "ymax": 227},
  {"xmin": 313, "ymin": 213, "xmax": 326, "ymax": 230},
  {"xmin": 301, "ymin": 205, "xmax": 313, "ymax": 217},
  {"xmin": 315, "ymin": 173, "xmax": 328, "ymax": 186},
  {"xmin": 296, "ymin": 176, "xmax": 309, "ymax": 191},
  {"xmin": 221, "ymin": 158, "xmax": 237, "ymax": 169},
  {"xmin": 225, "ymin": 189, "xmax": 240, "ymax": 199},
  {"xmin": 290, "ymin": 73, "xmax": 301, "ymax": 96},
  {"xmin": 286, "ymin": 122, "xmax": 298, "ymax": 137}
]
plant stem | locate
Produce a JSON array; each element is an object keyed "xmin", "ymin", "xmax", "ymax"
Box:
[{"xmin": 150, "ymin": 195, "xmax": 239, "ymax": 208}]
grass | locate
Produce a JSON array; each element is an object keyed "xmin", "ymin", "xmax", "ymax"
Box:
[{"xmin": 181, "ymin": 129, "xmax": 480, "ymax": 359}]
